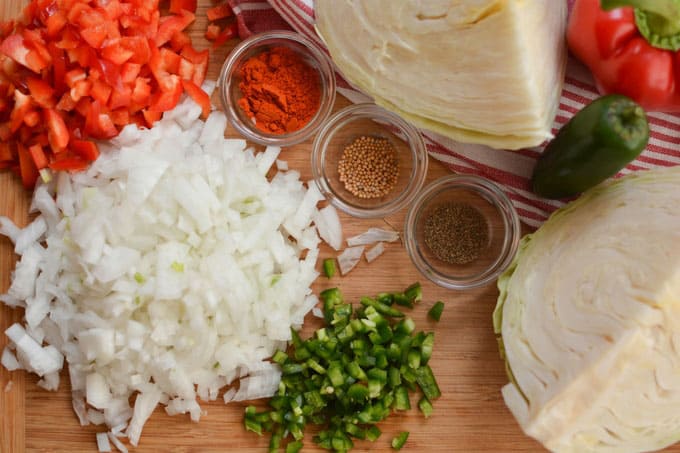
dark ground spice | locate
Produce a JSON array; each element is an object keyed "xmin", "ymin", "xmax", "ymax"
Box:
[{"xmin": 424, "ymin": 202, "xmax": 489, "ymax": 265}]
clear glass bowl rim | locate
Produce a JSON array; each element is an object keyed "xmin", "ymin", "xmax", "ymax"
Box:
[
  {"xmin": 311, "ymin": 103, "xmax": 429, "ymax": 219},
  {"xmin": 403, "ymin": 174, "xmax": 522, "ymax": 290}
]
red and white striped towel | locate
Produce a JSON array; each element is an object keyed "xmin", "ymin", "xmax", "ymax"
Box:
[{"xmin": 227, "ymin": 0, "xmax": 680, "ymax": 228}]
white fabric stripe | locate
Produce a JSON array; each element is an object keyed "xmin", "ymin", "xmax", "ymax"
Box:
[
  {"xmin": 646, "ymin": 141, "xmax": 680, "ymax": 164},
  {"xmin": 649, "ymin": 111, "xmax": 680, "ymax": 123},
  {"xmin": 559, "ymin": 96, "xmax": 590, "ymax": 111},
  {"xmin": 232, "ymin": 1, "xmax": 272, "ymax": 13},
  {"xmin": 271, "ymin": 1, "xmax": 324, "ymax": 47},
  {"xmin": 506, "ymin": 193, "xmax": 554, "ymax": 218},
  {"xmin": 561, "ymin": 83, "xmax": 600, "ymax": 101},
  {"xmin": 645, "ymin": 123, "xmax": 680, "ymax": 138}
]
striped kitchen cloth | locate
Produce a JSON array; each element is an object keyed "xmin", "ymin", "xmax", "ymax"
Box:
[{"xmin": 227, "ymin": 0, "xmax": 680, "ymax": 228}]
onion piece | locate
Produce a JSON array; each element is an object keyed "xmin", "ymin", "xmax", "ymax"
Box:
[
  {"xmin": 1, "ymin": 347, "xmax": 21, "ymax": 371},
  {"xmin": 223, "ymin": 387, "xmax": 237, "ymax": 404},
  {"xmin": 338, "ymin": 246, "xmax": 365, "ymax": 275},
  {"xmin": 313, "ymin": 205, "xmax": 343, "ymax": 251},
  {"xmin": 365, "ymin": 242, "xmax": 386, "ymax": 263},
  {"xmin": 108, "ymin": 432, "xmax": 129, "ymax": 453},
  {"xmin": 96, "ymin": 432, "xmax": 112, "ymax": 452},
  {"xmin": 347, "ymin": 228, "xmax": 399, "ymax": 247}
]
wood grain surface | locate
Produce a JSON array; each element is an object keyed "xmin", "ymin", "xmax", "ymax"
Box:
[{"xmin": 0, "ymin": 1, "xmax": 674, "ymax": 453}]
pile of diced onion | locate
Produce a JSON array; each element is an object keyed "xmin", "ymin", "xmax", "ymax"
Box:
[{"xmin": 0, "ymin": 85, "xmax": 343, "ymax": 449}]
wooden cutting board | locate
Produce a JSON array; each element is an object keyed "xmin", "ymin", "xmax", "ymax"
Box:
[{"xmin": 0, "ymin": 1, "xmax": 670, "ymax": 452}]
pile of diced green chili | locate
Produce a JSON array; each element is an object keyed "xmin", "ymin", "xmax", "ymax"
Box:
[{"xmin": 243, "ymin": 283, "xmax": 441, "ymax": 452}]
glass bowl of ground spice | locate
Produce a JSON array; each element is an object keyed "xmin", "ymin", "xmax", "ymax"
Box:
[
  {"xmin": 312, "ymin": 103, "xmax": 429, "ymax": 218},
  {"xmin": 404, "ymin": 175, "xmax": 521, "ymax": 290},
  {"xmin": 218, "ymin": 31, "xmax": 336, "ymax": 146}
]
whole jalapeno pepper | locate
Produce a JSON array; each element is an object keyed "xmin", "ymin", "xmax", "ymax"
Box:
[{"xmin": 531, "ymin": 94, "xmax": 649, "ymax": 199}]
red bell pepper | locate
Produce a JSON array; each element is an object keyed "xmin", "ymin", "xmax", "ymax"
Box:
[{"xmin": 568, "ymin": 0, "xmax": 680, "ymax": 111}]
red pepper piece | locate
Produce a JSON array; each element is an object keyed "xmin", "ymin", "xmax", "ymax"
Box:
[
  {"xmin": 169, "ymin": 0, "xmax": 198, "ymax": 14},
  {"xmin": 28, "ymin": 143, "xmax": 48, "ymax": 169},
  {"xmin": 70, "ymin": 139, "xmax": 99, "ymax": 161},
  {"xmin": 213, "ymin": 22, "xmax": 238, "ymax": 49},
  {"xmin": 44, "ymin": 108, "xmax": 70, "ymax": 151},
  {"xmin": 181, "ymin": 79, "xmax": 211, "ymax": 118},
  {"xmin": 205, "ymin": 24, "xmax": 220, "ymax": 41},
  {"xmin": 568, "ymin": 0, "xmax": 680, "ymax": 111},
  {"xmin": 206, "ymin": 3, "xmax": 233, "ymax": 21},
  {"xmin": 48, "ymin": 156, "xmax": 89, "ymax": 172},
  {"xmin": 17, "ymin": 143, "xmax": 39, "ymax": 189}
]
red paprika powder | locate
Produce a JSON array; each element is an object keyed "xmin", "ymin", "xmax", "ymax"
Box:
[{"xmin": 237, "ymin": 46, "xmax": 322, "ymax": 134}]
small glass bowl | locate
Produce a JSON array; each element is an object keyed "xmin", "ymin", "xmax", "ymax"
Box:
[
  {"xmin": 404, "ymin": 175, "xmax": 521, "ymax": 290},
  {"xmin": 312, "ymin": 103, "xmax": 428, "ymax": 218},
  {"xmin": 218, "ymin": 31, "xmax": 336, "ymax": 146}
]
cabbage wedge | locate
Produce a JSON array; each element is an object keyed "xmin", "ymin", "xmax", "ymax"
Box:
[
  {"xmin": 315, "ymin": 0, "xmax": 568, "ymax": 150},
  {"xmin": 494, "ymin": 166, "xmax": 680, "ymax": 452}
]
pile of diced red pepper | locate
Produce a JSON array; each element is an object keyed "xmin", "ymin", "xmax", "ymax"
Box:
[{"xmin": 0, "ymin": 0, "xmax": 215, "ymax": 188}]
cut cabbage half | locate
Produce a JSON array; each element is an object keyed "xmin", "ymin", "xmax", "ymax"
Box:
[
  {"xmin": 315, "ymin": 0, "xmax": 567, "ymax": 150},
  {"xmin": 494, "ymin": 166, "xmax": 680, "ymax": 452}
]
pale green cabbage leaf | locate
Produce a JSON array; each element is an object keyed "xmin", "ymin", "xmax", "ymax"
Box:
[{"xmin": 494, "ymin": 166, "xmax": 680, "ymax": 452}]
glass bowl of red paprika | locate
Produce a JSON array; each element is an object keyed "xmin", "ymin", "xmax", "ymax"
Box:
[
  {"xmin": 311, "ymin": 103, "xmax": 429, "ymax": 218},
  {"xmin": 218, "ymin": 30, "xmax": 336, "ymax": 147},
  {"xmin": 403, "ymin": 175, "xmax": 521, "ymax": 290}
]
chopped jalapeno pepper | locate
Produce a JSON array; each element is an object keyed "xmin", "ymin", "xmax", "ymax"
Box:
[{"xmin": 243, "ymin": 285, "xmax": 439, "ymax": 451}]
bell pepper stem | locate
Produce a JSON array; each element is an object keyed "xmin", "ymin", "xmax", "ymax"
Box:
[{"xmin": 602, "ymin": 0, "xmax": 680, "ymax": 35}]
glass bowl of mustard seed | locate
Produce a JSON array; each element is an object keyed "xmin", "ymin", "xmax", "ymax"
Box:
[
  {"xmin": 404, "ymin": 175, "xmax": 521, "ymax": 290},
  {"xmin": 218, "ymin": 31, "xmax": 336, "ymax": 146},
  {"xmin": 312, "ymin": 103, "xmax": 429, "ymax": 218}
]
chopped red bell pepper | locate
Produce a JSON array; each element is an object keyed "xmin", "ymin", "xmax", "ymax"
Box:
[
  {"xmin": 0, "ymin": 142, "xmax": 13, "ymax": 162},
  {"xmin": 212, "ymin": 22, "xmax": 238, "ymax": 49},
  {"xmin": 28, "ymin": 143, "xmax": 48, "ymax": 169},
  {"xmin": 17, "ymin": 143, "xmax": 39, "ymax": 189},
  {"xmin": 205, "ymin": 24, "xmax": 220, "ymax": 41},
  {"xmin": 26, "ymin": 77, "xmax": 56, "ymax": 108},
  {"xmin": 169, "ymin": 0, "xmax": 198, "ymax": 14},
  {"xmin": 70, "ymin": 139, "xmax": 99, "ymax": 161},
  {"xmin": 181, "ymin": 79, "xmax": 211, "ymax": 118},
  {"xmin": 568, "ymin": 0, "xmax": 680, "ymax": 111},
  {"xmin": 0, "ymin": 0, "xmax": 225, "ymax": 188},
  {"xmin": 48, "ymin": 156, "xmax": 89, "ymax": 171},
  {"xmin": 44, "ymin": 108, "xmax": 70, "ymax": 151},
  {"xmin": 206, "ymin": 3, "xmax": 234, "ymax": 21},
  {"xmin": 155, "ymin": 10, "xmax": 195, "ymax": 48}
]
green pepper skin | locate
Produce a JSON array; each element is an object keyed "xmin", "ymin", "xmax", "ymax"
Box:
[{"xmin": 531, "ymin": 94, "xmax": 649, "ymax": 199}]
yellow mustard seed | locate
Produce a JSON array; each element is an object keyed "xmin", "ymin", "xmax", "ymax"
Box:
[{"xmin": 338, "ymin": 135, "xmax": 399, "ymax": 199}]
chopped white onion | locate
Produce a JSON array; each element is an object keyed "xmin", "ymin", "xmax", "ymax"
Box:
[
  {"xmin": 1, "ymin": 347, "xmax": 21, "ymax": 371},
  {"xmin": 96, "ymin": 432, "xmax": 112, "ymax": 452},
  {"xmin": 5, "ymin": 323, "xmax": 62, "ymax": 376},
  {"xmin": 0, "ymin": 216, "xmax": 20, "ymax": 243},
  {"xmin": 222, "ymin": 387, "xmax": 237, "ymax": 404},
  {"xmin": 0, "ymin": 92, "xmax": 327, "ymax": 446},
  {"xmin": 365, "ymin": 242, "xmax": 386, "ymax": 263},
  {"xmin": 313, "ymin": 205, "xmax": 343, "ymax": 251},
  {"xmin": 4, "ymin": 381, "xmax": 13, "ymax": 393},
  {"xmin": 346, "ymin": 227, "xmax": 399, "ymax": 247},
  {"xmin": 338, "ymin": 246, "xmax": 365, "ymax": 275},
  {"xmin": 312, "ymin": 307, "xmax": 324, "ymax": 319},
  {"xmin": 108, "ymin": 432, "xmax": 129, "ymax": 453},
  {"xmin": 72, "ymin": 392, "xmax": 90, "ymax": 426}
]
